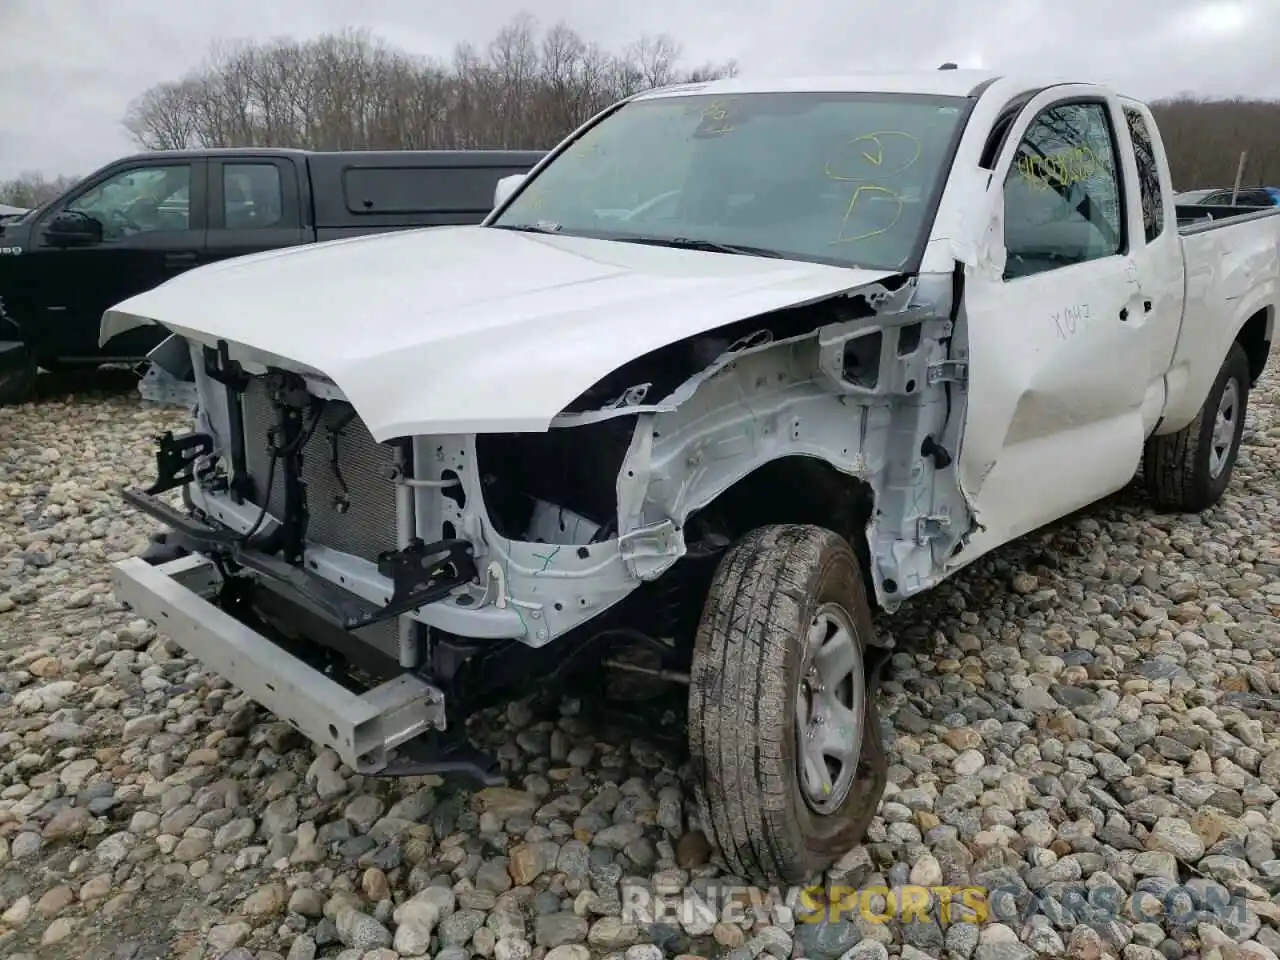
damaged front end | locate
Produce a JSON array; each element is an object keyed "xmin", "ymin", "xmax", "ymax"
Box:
[{"xmin": 114, "ymin": 267, "xmax": 972, "ymax": 782}]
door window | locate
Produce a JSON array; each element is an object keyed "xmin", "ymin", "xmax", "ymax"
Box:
[
  {"xmin": 65, "ymin": 165, "xmax": 191, "ymax": 240},
  {"xmin": 223, "ymin": 163, "xmax": 283, "ymax": 229},
  {"xmin": 1002, "ymin": 101, "xmax": 1124, "ymax": 280}
]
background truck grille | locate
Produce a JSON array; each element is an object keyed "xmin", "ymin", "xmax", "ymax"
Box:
[{"xmin": 240, "ymin": 377, "xmax": 399, "ymax": 563}]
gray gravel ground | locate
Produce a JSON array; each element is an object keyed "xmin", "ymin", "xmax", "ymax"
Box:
[{"xmin": 1, "ymin": 363, "xmax": 1279, "ymax": 960}]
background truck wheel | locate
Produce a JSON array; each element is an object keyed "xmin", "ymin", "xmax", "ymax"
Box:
[
  {"xmin": 688, "ymin": 523, "xmax": 886, "ymax": 885},
  {"xmin": 0, "ymin": 345, "xmax": 37, "ymax": 406},
  {"xmin": 1143, "ymin": 341, "xmax": 1250, "ymax": 513}
]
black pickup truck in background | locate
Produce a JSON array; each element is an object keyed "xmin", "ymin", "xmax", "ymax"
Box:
[{"xmin": 0, "ymin": 147, "xmax": 546, "ymax": 404}]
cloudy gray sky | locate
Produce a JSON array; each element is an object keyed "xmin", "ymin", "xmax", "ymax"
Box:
[{"xmin": 0, "ymin": 0, "xmax": 1274, "ymax": 181}]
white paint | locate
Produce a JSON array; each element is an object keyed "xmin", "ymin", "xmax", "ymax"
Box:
[
  {"xmin": 630, "ymin": 70, "xmax": 1007, "ymax": 100},
  {"xmin": 99, "ymin": 69, "xmax": 1280, "ymax": 589},
  {"xmin": 1120, "ymin": 97, "xmax": 1187, "ymax": 429},
  {"xmin": 947, "ymin": 83, "xmax": 1280, "ymax": 566},
  {"xmin": 101, "ymin": 225, "xmax": 897, "ymax": 440},
  {"xmin": 1157, "ymin": 215, "xmax": 1279, "ymax": 433}
]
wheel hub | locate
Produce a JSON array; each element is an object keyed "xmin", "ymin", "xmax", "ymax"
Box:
[
  {"xmin": 1209, "ymin": 377, "xmax": 1239, "ymax": 480},
  {"xmin": 795, "ymin": 602, "xmax": 865, "ymax": 814}
]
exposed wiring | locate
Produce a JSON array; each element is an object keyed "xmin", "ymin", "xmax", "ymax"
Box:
[
  {"xmin": 327, "ymin": 409, "xmax": 356, "ymax": 502},
  {"xmin": 239, "ymin": 449, "xmax": 278, "ymax": 544},
  {"xmin": 239, "ymin": 399, "xmax": 324, "ymax": 546}
]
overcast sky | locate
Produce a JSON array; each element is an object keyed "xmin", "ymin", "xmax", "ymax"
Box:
[{"xmin": 0, "ymin": 0, "xmax": 1274, "ymax": 181}]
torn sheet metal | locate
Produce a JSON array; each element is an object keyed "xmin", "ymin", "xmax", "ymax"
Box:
[
  {"xmin": 100, "ymin": 226, "xmax": 902, "ymax": 439},
  {"xmin": 138, "ymin": 362, "xmax": 198, "ymax": 409},
  {"xmin": 930, "ymin": 164, "xmax": 1000, "ymax": 274},
  {"xmin": 550, "ymin": 277, "xmax": 918, "ymax": 428}
]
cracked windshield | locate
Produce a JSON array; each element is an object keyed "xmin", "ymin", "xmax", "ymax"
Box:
[{"xmin": 493, "ymin": 92, "xmax": 967, "ymax": 270}]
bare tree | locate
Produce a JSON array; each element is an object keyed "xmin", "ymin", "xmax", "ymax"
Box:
[
  {"xmin": 122, "ymin": 16, "xmax": 739, "ymax": 153},
  {"xmin": 104, "ymin": 25, "xmax": 1280, "ymax": 195},
  {"xmin": 1149, "ymin": 96, "xmax": 1280, "ymax": 189},
  {"xmin": 0, "ymin": 172, "xmax": 80, "ymax": 209}
]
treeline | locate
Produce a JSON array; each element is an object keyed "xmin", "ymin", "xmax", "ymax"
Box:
[
  {"xmin": 3, "ymin": 18, "xmax": 1277, "ymax": 209},
  {"xmin": 121, "ymin": 16, "xmax": 736, "ymax": 153},
  {"xmin": 0, "ymin": 172, "xmax": 79, "ymax": 209},
  {"xmin": 1149, "ymin": 97, "xmax": 1280, "ymax": 189}
]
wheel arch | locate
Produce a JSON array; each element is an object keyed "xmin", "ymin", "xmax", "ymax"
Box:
[
  {"xmin": 1235, "ymin": 305, "xmax": 1273, "ymax": 386},
  {"xmin": 679, "ymin": 453, "xmax": 884, "ymax": 624}
]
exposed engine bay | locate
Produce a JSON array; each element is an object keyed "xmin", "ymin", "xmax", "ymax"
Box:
[{"xmin": 121, "ymin": 268, "xmax": 972, "ymax": 779}]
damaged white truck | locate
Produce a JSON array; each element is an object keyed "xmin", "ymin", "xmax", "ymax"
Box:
[{"xmin": 104, "ymin": 70, "xmax": 1279, "ymax": 885}]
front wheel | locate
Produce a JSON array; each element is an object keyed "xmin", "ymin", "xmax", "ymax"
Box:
[
  {"xmin": 1143, "ymin": 340, "xmax": 1250, "ymax": 513},
  {"xmin": 687, "ymin": 524, "xmax": 886, "ymax": 885}
]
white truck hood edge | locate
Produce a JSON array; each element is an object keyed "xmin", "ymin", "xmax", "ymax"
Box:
[{"xmin": 102, "ymin": 225, "xmax": 898, "ymax": 439}]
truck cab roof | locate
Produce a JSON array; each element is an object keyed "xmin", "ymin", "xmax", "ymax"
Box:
[
  {"xmin": 92, "ymin": 147, "xmax": 547, "ymax": 174},
  {"xmin": 629, "ymin": 70, "xmax": 1120, "ymax": 103}
]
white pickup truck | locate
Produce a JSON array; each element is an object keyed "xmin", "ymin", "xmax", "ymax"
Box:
[{"xmin": 103, "ymin": 69, "xmax": 1279, "ymax": 886}]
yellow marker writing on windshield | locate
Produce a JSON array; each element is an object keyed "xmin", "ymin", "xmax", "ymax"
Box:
[
  {"xmin": 830, "ymin": 185, "xmax": 904, "ymax": 244},
  {"xmin": 696, "ymin": 100, "xmax": 735, "ymax": 136},
  {"xmin": 822, "ymin": 131, "xmax": 920, "ymax": 243},
  {"xmin": 825, "ymin": 131, "xmax": 922, "ymax": 181}
]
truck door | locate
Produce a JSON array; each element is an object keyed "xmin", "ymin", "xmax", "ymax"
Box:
[
  {"xmin": 24, "ymin": 158, "xmax": 208, "ymax": 363},
  {"xmin": 1118, "ymin": 99, "xmax": 1185, "ymax": 424},
  {"xmin": 949, "ymin": 88, "xmax": 1151, "ymax": 564},
  {"xmin": 205, "ymin": 158, "xmax": 306, "ymax": 263}
]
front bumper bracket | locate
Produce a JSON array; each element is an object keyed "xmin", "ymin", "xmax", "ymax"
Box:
[{"xmin": 112, "ymin": 553, "xmax": 447, "ymax": 774}]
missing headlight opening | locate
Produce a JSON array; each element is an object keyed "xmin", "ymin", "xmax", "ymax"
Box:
[{"xmin": 477, "ymin": 417, "xmax": 637, "ymax": 545}]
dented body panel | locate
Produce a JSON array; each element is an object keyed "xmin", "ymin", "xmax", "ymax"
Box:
[
  {"xmin": 1159, "ymin": 211, "xmax": 1280, "ymax": 434},
  {"xmin": 102, "ymin": 228, "xmax": 899, "ymax": 439},
  {"xmin": 105, "ymin": 71, "xmax": 1280, "ymax": 775}
]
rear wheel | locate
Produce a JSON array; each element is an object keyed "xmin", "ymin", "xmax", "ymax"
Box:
[
  {"xmin": 1144, "ymin": 341, "xmax": 1250, "ymax": 512},
  {"xmin": 0, "ymin": 346, "xmax": 37, "ymax": 406},
  {"xmin": 687, "ymin": 523, "xmax": 886, "ymax": 884}
]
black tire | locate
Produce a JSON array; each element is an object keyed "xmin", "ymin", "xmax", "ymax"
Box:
[
  {"xmin": 0, "ymin": 346, "xmax": 37, "ymax": 406},
  {"xmin": 688, "ymin": 523, "xmax": 886, "ymax": 885},
  {"xmin": 1143, "ymin": 340, "xmax": 1250, "ymax": 513}
]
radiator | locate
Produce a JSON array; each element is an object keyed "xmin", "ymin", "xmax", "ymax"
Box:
[{"xmin": 239, "ymin": 377, "xmax": 399, "ymax": 565}]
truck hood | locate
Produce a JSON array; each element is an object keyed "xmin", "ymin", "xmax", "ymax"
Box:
[{"xmin": 102, "ymin": 225, "xmax": 897, "ymax": 439}]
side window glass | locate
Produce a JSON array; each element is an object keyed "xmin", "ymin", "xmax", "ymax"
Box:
[
  {"xmin": 1123, "ymin": 106, "xmax": 1165, "ymax": 244},
  {"xmin": 223, "ymin": 163, "xmax": 283, "ymax": 229},
  {"xmin": 65, "ymin": 165, "xmax": 191, "ymax": 240},
  {"xmin": 1002, "ymin": 102, "xmax": 1123, "ymax": 280}
]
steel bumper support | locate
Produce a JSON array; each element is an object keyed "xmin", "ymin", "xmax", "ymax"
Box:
[{"xmin": 111, "ymin": 554, "xmax": 446, "ymax": 774}]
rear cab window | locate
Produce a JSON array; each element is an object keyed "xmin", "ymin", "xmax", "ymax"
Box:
[
  {"xmin": 223, "ymin": 163, "xmax": 284, "ymax": 229},
  {"xmin": 1122, "ymin": 105, "xmax": 1165, "ymax": 244}
]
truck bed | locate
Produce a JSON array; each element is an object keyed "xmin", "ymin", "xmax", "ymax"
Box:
[
  {"xmin": 1176, "ymin": 203, "xmax": 1280, "ymax": 233},
  {"xmin": 1154, "ymin": 200, "xmax": 1280, "ymax": 436}
]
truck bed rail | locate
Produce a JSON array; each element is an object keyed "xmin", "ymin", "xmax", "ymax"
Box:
[{"xmin": 1176, "ymin": 203, "xmax": 1280, "ymax": 234}]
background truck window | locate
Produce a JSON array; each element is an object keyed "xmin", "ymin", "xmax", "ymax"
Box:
[
  {"xmin": 224, "ymin": 163, "xmax": 283, "ymax": 229},
  {"xmin": 66, "ymin": 165, "xmax": 191, "ymax": 240},
  {"xmin": 1002, "ymin": 101, "xmax": 1123, "ymax": 280}
]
